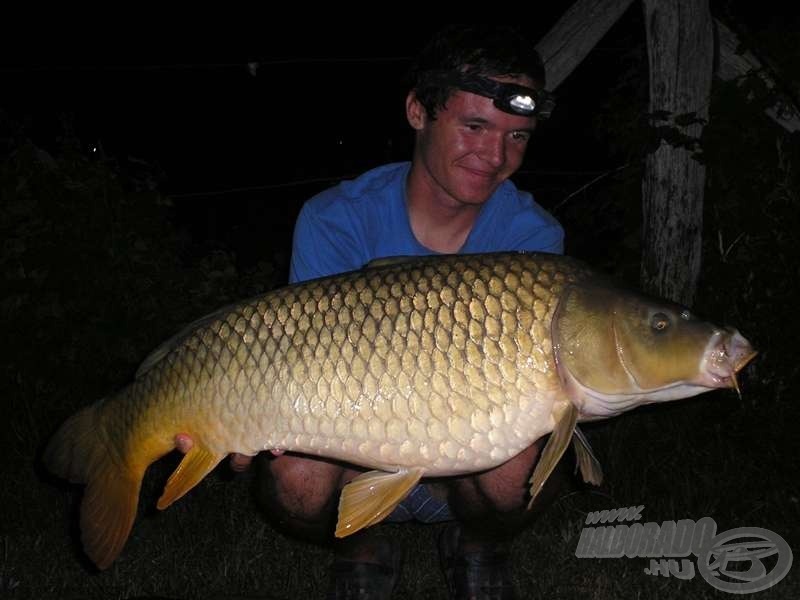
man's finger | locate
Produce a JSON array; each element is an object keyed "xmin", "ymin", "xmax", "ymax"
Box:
[
  {"xmin": 229, "ymin": 453, "xmax": 253, "ymax": 472},
  {"xmin": 175, "ymin": 433, "xmax": 194, "ymax": 454}
]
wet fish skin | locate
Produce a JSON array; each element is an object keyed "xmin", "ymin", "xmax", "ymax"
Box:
[
  {"xmin": 43, "ymin": 251, "xmax": 755, "ymax": 569},
  {"xmin": 136, "ymin": 252, "xmax": 588, "ymax": 475}
]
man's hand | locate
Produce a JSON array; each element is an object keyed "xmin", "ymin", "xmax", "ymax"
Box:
[{"xmin": 229, "ymin": 453, "xmax": 253, "ymax": 472}]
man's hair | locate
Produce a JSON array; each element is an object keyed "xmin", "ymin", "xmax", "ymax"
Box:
[{"xmin": 407, "ymin": 25, "xmax": 546, "ymax": 119}]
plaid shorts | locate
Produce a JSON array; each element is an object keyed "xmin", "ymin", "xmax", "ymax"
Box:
[{"xmin": 384, "ymin": 483, "xmax": 454, "ymax": 523}]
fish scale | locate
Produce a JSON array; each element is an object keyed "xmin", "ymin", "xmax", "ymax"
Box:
[{"xmin": 43, "ymin": 251, "xmax": 755, "ymax": 569}]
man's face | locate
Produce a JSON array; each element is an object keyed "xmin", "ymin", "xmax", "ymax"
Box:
[{"xmin": 408, "ymin": 76, "xmax": 538, "ymax": 207}]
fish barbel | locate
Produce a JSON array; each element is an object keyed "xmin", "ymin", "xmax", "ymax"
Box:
[{"xmin": 43, "ymin": 252, "xmax": 756, "ymax": 569}]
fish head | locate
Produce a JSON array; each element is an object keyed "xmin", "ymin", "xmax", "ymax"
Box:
[{"xmin": 552, "ymin": 281, "xmax": 756, "ymax": 419}]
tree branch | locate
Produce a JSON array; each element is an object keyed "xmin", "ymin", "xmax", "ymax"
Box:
[
  {"xmin": 715, "ymin": 19, "xmax": 800, "ymax": 133},
  {"xmin": 536, "ymin": 0, "xmax": 637, "ymax": 90}
]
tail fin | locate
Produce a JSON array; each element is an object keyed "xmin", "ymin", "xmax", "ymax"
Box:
[{"xmin": 43, "ymin": 403, "xmax": 145, "ymax": 570}]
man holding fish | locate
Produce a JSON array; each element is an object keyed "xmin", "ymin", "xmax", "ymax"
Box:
[{"xmin": 237, "ymin": 25, "xmax": 564, "ymax": 600}]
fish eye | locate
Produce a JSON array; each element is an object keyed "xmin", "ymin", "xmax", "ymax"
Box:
[{"xmin": 651, "ymin": 313, "xmax": 671, "ymax": 331}]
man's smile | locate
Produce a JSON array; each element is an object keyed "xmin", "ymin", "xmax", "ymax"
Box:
[{"xmin": 460, "ymin": 165, "xmax": 497, "ymax": 179}]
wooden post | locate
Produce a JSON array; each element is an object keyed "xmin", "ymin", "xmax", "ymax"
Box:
[{"xmin": 641, "ymin": 0, "xmax": 713, "ymax": 305}]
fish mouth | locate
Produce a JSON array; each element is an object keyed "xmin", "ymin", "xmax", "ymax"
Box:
[{"xmin": 701, "ymin": 328, "xmax": 757, "ymax": 392}]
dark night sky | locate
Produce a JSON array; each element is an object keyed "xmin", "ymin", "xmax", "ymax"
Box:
[
  {"xmin": 2, "ymin": 20, "xmax": 610, "ymax": 251},
  {"xmin": 4, "ymin": 20, "xmax": 594, "ymax": 190},
  {"xmin": 4, "ymin": 10, "xmax": 796, "ymax": 182},
  {"xmin": 3, "ymin": 9, "xmax": 798, "ymax": 265}
]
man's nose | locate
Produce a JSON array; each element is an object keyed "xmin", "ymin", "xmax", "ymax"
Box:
[{"xmin": 479, "ymin": 133, "xmax": 505, "ymax": 167}]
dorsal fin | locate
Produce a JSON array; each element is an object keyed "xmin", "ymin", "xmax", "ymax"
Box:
[
  {"xmin": 135, "ymin": 302, "xmax": 238, "ymax": 378},
  {"xmin": 363, "ymin": 255, "xmax": 420, "ymax": 269}
]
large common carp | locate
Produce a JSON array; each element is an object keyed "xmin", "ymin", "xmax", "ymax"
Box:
[{"xmin": 44, "ymin": 252, "xmax": 755, "ymax": 569}]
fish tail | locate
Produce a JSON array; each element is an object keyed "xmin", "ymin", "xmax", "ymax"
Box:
[{"xmin": 43, "ymin": 400, "xmax": 146, "ymax": 570}]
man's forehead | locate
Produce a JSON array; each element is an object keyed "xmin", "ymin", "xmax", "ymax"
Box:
[
  {"xmin": 445, "ymin": 90, "xmax": 538, "ymax": 128},
  {"xmin": 489, "ymin": 74, "xmax": 536, "ymax": 88}
]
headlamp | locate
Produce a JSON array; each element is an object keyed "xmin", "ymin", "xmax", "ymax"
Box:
[{"xmin": 425, "ymin": 70, "xmax": 555, "ymax": 119}]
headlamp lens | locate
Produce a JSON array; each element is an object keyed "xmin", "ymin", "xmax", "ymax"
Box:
[
  {"xmin": 506, "ymin": 93, "xmax": 536, "ymax": 114},
  {"xmin": 499, "ymin": 87, "xmax": 556, "ymax": 119}
]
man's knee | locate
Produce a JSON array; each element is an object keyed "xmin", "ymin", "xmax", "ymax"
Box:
[
  {"xmin": 448, "ymin": 440, "xmax": 546, "ymax": 518},
  {"xmin": 256, "ymin": 453, "xmax": 344, "ymax": 523}
]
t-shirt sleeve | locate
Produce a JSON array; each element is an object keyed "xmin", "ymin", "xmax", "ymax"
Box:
[
  {"xmin": 513, "ymin": 220, "xmax": 564, "ymax": 254},
  {"xmin": 501, "ymin": 191, "xmax": 565, "ymax": 255},
  {"xmin": 288, "ymin": 198, "xmax": 366, "ymax": 284}
]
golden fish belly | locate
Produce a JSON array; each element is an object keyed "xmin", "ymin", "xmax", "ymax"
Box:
[
  {"xmin": 262, "ymin": 388, "xmax": 561, "ymax": 475},
  {"xmin": 140, "ymin": 252, "xmax": 588, "ymax": 474}
]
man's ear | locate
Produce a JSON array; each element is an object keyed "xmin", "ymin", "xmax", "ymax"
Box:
[{"xmin": 406, "ymin": 91, "xmax": 427, "ymax": 130}]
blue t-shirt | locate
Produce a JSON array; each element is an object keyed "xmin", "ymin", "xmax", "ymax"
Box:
[{"xmin": 289, "ymin": 162, "xmax": 563, "ymax": 284}]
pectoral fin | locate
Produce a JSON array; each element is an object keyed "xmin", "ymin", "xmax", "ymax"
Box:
[
  {"xmin": 335, "ymin": 468, "xmax": 424, "ymax": 538},
  {"xmin": 157, "ymin": 442, "xmax": 225, "ymax": 510},
  {"xmin": 528, "ymin": 403, "xmax": 578, "ymax": 508},
  {"xmin": 572, "ymin": 426, "xmax": 604, "ymax": 486}
]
